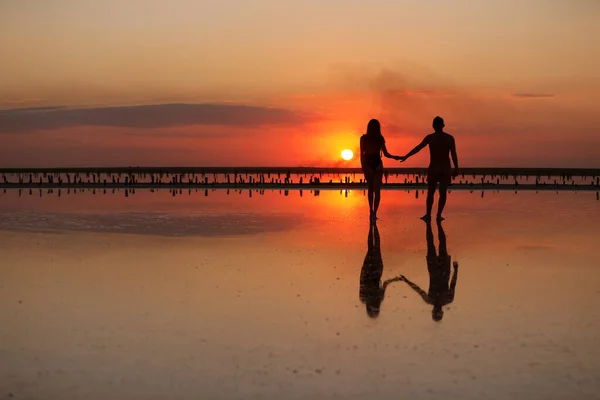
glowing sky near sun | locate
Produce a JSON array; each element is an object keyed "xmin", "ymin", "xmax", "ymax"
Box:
[{"xmin": 1, "ymin": 0, "xmax": 599, "ymax": 167}]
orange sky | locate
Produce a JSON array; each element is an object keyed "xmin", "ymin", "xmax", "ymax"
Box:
[{"xmin": 1, "ymin": 1, "xmax": 599, "ymax": 167}]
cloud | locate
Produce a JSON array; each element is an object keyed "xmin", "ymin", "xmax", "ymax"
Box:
[
  {"xmin": 0, "ymin": 106, "xmax": 66, "ymax": 114},
  {"xmin": 0, "ymin": 103, "xmax": 316, "ymax": 133},
  {"xmin": 511, "ymin": 93, "xmax": 555, "ymax": 99},
  {"xmin": 2, "ymin": 98, "xmax": 46, "ymax": 104},
  {"xmin": 381, "ymin": 90, "xmax": 455, "ymax": 97}
]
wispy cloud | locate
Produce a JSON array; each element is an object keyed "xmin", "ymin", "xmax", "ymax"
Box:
[
  {"xmin": 511, "ymin": 93, "xmax": 555, "ymax": 99},
  {"xmin": 0, "ymin": 103, "xmax": 316, "ymax": 133},
  {"xmin": 383, "ymin": 90, "xmax": 455, "ymax": 97},
  {"xmin": 0, "ymin": 106, "xmax": 66, "ymax": 114},
  {"xmin": 2, "ymin": 98, "xmax": 46, "ymax": 104}
]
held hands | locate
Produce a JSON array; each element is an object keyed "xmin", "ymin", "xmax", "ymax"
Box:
[{"xmin": 394, "ymin": 155, "xmax": 407, "ymax": 162}]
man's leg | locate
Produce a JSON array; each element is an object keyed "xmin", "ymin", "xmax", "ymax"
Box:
[
  {"xmin": 422, "ymin": 178, "xmax": 437, "ymax": 221},
  {"xmin": 437, "ymin": 180, "xmax": 449, "ymax": 220},
  {"xmin": 426, "ymin": 220, "xmax": 436, "ymax": 257},
  {"xmin": 437, "ymin": 221, "xmax": 447, "ymax": 257}
]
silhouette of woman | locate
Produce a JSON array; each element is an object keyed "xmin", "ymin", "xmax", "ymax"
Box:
[
  {"xmin": 359, "ymin": 223, "xmax": 402, "ymax": 318},
  {"xmin": 360, "ymin": 119, "xmax": 401, "ymax": 223},
  {"xmin": 400, "ymin": 221, "xmax": 458, "ymax": 322}
]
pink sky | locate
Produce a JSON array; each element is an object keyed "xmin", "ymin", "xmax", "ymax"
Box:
[{"xmin": 1, "ymin": 0, "xmax": 599, "ymax": 167}]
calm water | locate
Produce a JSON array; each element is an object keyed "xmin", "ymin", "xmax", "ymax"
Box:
[{"xmin": 1, "ymin": 189, "xmax": 600, "ymax": 400}]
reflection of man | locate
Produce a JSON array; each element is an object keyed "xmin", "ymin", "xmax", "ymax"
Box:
[
  {"xmin": 359, "ymin": 223, "xmax": 402, "ymax": 318},
  {"xmin": 401, "ymin": 221, "xmax": 458, "ymax": 322}
]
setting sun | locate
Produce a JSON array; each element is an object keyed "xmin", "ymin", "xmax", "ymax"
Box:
[{"xmin": 341, "ymin": 149, "xmax": 354, "ymax": 161}]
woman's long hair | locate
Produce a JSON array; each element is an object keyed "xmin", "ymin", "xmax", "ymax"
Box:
[{"xmin": 366, "ymin": 119, "xmax": 384, "ymax": 145}]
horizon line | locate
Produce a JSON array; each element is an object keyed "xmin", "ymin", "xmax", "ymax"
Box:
[
  {"xmin": 1, "ymin": 166, "xmax": 599, "ymax": 177},
  {"xmin": 0, "ymin": 166, "xmax": 599, "ymax": 171}
]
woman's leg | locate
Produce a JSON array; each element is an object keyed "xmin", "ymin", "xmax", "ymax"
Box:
[
  {"xmin": 372, "ymin": 165, "xmax": 384, "ymax": 219},
  {"xmin": 363, "ymin": 168, "xmax": 374, "ymax": 216}
]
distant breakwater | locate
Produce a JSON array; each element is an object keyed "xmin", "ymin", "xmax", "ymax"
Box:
[{"xmin": 0, "ymin": 167, "xmax": 599, "ymax": 191}]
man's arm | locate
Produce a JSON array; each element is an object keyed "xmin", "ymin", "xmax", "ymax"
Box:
[
  {"xmin": 400, "ymin": 275, "xmax": 431, "ymax": 304},
  {"xmin": 450, "ymin": 136, "xmax": 459, "ymax": 176},
  {"xmin": 403, "ymin": 135, "xmax": 430, "ymax": 161},
  {"xmin": 448, "ymin": 261, "xmax": 458, "ymax": 303}
]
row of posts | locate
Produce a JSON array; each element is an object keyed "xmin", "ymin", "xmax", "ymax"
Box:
[{"xmin": 1, "ymin": 172, "xmax": 599, "ymax": 187}]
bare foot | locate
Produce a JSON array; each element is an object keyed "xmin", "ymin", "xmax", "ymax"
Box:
[
  {"xmin": 420, "ymin": 214, "xmax": 431, "ymax": 222},
  {"xmin": 436, "ymin": 215, "xmax": 445, "ymax": 222}
]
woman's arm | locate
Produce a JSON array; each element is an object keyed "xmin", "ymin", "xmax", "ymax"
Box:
[
  {"xmin": 378, "ymin": 277, "xmax": 403, "ymax": 302},
  {"xmin": 381, "ymin": 276, "xmax": 403, "ymax": 292},
  {"xmin": 381, "ymin": 142, "xmax": 400, "ymax": 160},
  {"xmin": 359, "ymin": 136, "xmax": 366, "ymax": 168}
]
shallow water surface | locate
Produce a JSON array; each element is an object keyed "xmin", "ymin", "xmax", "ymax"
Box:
[{"xmin": 1, "ymin": 189, "xmax": 599, "ymax": 400}]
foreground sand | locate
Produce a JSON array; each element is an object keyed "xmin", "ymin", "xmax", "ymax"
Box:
[{"xmin": 1, "ymin": 190, "xmax": 599, "ymax": 399}]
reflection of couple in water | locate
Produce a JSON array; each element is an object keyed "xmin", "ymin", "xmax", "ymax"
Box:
[
  {"xmin": 360, "ymin": 116, "xmax": 459, "ymax": 223},
  {"xmin": 359, "ymin": 220, "xmax": 459, "ymax": 321}
]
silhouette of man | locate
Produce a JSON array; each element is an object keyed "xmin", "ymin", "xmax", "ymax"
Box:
[
  {"xmin": 400, "ymin": 221, "xmax": 458, "ymax": 322},
  {"xmin": 401, "ymin": 116, "xmax": 459, "ymax": 222},
  {"xmin": 359, "ymin": 223, "xmax": 402, "ymax": 318}
]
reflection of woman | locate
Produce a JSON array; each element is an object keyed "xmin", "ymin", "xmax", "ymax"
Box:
[
  {"xmin": 360, "ymin": 119, "xmax": 401, "ymax": 223},
  {"xmin": 359, "ymin": 223, "xmax": 402, "ymax": 318},
  {"xmin": 401, "ymin": 221, "xmax": 458, "ymax": 322}
]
